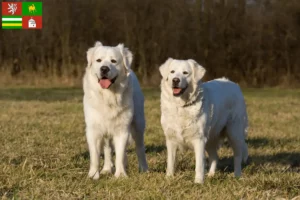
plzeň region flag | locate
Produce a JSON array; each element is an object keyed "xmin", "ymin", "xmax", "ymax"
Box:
[{"xmin": 2, "ymin": 2, "xmax": 42, "ymax": 30}]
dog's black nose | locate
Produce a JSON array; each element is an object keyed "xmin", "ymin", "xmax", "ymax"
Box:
[
  {"xmin": 172, "ymin": 78, "xmax": 180, "ymax": 85},
  {"xmin": 100, "ymin": 66, "xmax": 110, "ymax": 74}
]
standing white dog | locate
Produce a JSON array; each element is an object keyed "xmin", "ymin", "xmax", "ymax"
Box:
[
  {"xmin": 159, "ymin": 58, "xmax": 248, "ymax": 183},
  {"xmin": 83, "ymin": 41, "xmax": 148, "ymax": 179}
]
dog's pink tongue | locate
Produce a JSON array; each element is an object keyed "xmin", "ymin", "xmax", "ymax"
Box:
[
  {"xmin": 99, "ymin": 79, "xmax": 112, "ymax": 89},
  {"xmin": 173, "ymin": 88, "xmax": 182, "ymax": 95}
]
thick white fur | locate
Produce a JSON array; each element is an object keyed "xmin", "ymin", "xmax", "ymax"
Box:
[
  {"xmin": 83, "ymin": 41, "xmax": 148, "ymax": 179},
  {"xmin": 160, "ymin": 58, "xmax": 248, "ymax": 183}
]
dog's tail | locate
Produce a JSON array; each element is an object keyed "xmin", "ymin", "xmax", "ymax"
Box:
[
  {"xmin": 242, "ymin": 108, "xmax": 249, "ymax": 163},
  {"xmin": 244, "ymin": 112, "xmax": 249, "ymax": 138},
  {"xmin": 233, "ymin": 91, "xmax": 249, "ymax": 163}
]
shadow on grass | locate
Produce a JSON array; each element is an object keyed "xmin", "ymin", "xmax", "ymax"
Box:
[
  {"xmin": 71, "ymin": 150, "xmax": 300, "ymax": 173},
  {"xmin": 145, "ymin": 144, "xmax": 166, "ymax": 153},
  {"xmin": 218, "ymin": 152, "xmax": 300, "ymax": 173},
  {"xmin": 0, "ymin": 185, "xmax": 20, "ymax": 199},
  {"xmin": 222, "ymin": 137, "xmax": 296, "ymax": 149},
  {"xmin": 0, "ymin": 87, "xmax": 83, "ymax": 102},
  {"xmin": 72, "ymin": 151, "xmax": 90, "ymax": 161},
  {"xmin": 71, "ymin": 137, "xmax": 300, "ymax": 173},
  {"xmin": 246, "ymin": 137, "xmax": 296, "ymax": 148},
  {"xmin": 171, "ymin": 151, "xmax": 300, "ymax": 174},
  {"xmin": 2, "ymin": 87, "xmax": 300, "ymax": 102},
  {"xmin": 246, "ymin": 137, "xmax": 269, "ymax": 147},
  {"xmin": 72, "ymin": 144, "xmax": 166, "ymax": 161},
  {"xmin": 0, "ymin": 87, "xmax": 160, "ymax": 102},
  {"xmin": 218, "ymin": 137, "xmax": 300, "ymax": 173}
]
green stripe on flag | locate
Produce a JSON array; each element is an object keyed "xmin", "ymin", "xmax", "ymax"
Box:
[
  {"xmin": 22, "ymin": 2, "xmax": 42, "ymax": 16},
  {"xmin": 2, "ymin": 21, "xmax": 22, "ymax": 24},
  {"xmin": 2, "ymin": 16, "xmax": 23, "ymax": 24},
  {"xmin": 2, "ymin": 26, "xmax": 22, "ymax": 29},
  {"xmin": 2, "ymin": 16, "xmax": 23, "ymax": 18}
]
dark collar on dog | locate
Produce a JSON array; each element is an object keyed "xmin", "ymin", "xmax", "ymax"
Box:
[{"xmin": 182, "ymin": 86, "xmax": 204, "ymax": 107}]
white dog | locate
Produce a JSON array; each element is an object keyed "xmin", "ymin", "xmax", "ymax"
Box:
[
  {"xmin": 159, "ymin": 58, "xmax": 248, "ymax": 183},
  {"xmin": 83, "ymin": 41, "xmax": 148, "ymax": 179}
]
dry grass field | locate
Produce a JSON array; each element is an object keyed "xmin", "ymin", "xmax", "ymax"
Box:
[{"xmin": 0, "ymin": 87, "xmax": 300, "ymax": 199}]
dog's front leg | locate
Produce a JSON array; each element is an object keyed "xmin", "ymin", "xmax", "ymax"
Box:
[
  {"xmin": 166, "ymin": 139, "xmax": 177, "ymax": 177},
  {"xmin": 101, "ymin": 138, "xmax": 114, "ymax": 174},
  {"xmin": 113, "ymin": 132, "xmax": 129, "ymax": 178},
  {"xmin": 86, "ymin": 127, "xmax": 102, "ymax": 180},
  {"xmin": 192, "ymin": 137, "xmax": 206, "ymax": 183}
]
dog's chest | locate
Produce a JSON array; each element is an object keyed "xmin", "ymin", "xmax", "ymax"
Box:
[
  {"xmin": 84, "ymin": 91, "xmax": 133, "ymax": 134},
  {"xmin": 165, "ymin": 105, "xmax": 204, "ymax": 143},
  {"xmin": 96, "ymin": 105, "xmax": 132, "ymax": 135}
]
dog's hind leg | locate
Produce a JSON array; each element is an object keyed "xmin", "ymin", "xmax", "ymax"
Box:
[
  {"xmin": 131, "ymin": 124, "xmax": 148, "ymax": 172},
  {"xmin": 226, "ymin": 122, "xmax": 245, "ymax": 177},
  {"xmin": 101, "ymin": 138, "xmax": 114, "ymax": 174}
]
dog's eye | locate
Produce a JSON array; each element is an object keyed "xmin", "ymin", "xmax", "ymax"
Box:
[
  {"xmin": 170, "ymin": 70, "xmax": 175, "ymax": 74},
  {"xmin": 111, "ymin": 59, "xmax": 117, "ymax": 63},
  {"xmin": 96, "ymin": 59, "xmax": 102, "ymax": 62},
  {"xmin": 183, "ymin": 71, "xmax": 188, "ymax": 75}
]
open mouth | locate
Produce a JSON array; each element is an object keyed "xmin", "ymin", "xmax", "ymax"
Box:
[
  {"xmin": 98, "ymin": 76, "xmax": 118, "ymax": 89},
  {"xmin": 172, "ymin": 86, "xmax": 187, "ymax": 96}
]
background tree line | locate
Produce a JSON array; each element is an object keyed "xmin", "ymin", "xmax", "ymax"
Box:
[{"xmin": 0, "ymin": 0, "xmax": 299, "ymax": 86}]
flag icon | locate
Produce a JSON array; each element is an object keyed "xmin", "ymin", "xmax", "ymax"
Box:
[{"xmin": 1, "ymin": 2, "xmax": 42, "ymax": 30}]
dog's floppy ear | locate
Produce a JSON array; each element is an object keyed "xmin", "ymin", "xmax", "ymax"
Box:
[
  {"xmin": 159, "ymin": 58, "xmax": 173, "ymax": 81},
  {"xmin": 94, "ymin": 41, "xmax": 103, "ymax": 47},
  {"xmin": 86, "ymin": 41, "xmax": 103, "ymax": 67},
  {"xmin": 86, "ymin": 47, "xmax": 95, "ymax": 67},
  {"xmin": 188, "ymin": 59, "xmax": 206, "ymax": 83},
  {"xmin": 117, "ymin": 43, "xmax": 133, "ymax": 73}
]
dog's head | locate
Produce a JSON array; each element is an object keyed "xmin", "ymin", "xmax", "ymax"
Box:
[
  {"xmin": 159, "ymin": 58, "xmax": 206, "ymax": 97},
  {"xmin": 86, "ymin": 41, "xmax": 133, "ymax": 89}
]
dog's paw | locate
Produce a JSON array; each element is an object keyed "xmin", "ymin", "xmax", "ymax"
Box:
[
  {"xmin": 139, "ymin": 165, "xmax": 149, "ymax": 173},
  {"xmin": 166, "ymin": 171, "xmax": 174, "ymax": 177},
  {"xmin": 165, "ymin": 172, "xmax": 175, "ymax": 181},
  {"xmin": 88, "ymin": 169, "xmax": 100, "ymax": 180},
  {"xmin": 100, "ymin": 167, "xmax": 113, "ymax": 174},
  {"xmin": 194, "ymin": 177, "xmax": 204, "ymax": 184},
  {"xmin": 207, "ymin": 172, "xmax": 215, "ymax": 177},
  {"xmin": 114, "ymin": 171, "xmax": 128, "ymax": 178},
  {"xmin": 234, "ymin": 172, "xmax": 242, "ymax": 178}
]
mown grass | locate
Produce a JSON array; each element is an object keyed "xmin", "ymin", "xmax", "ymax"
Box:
[{"xmin": 0, "ymin": 87, "xmax": 300, "ymax": 199}]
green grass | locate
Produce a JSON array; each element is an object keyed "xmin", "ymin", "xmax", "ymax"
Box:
[{"xmin": 0, "ymin": 87, "xmax": 300, "ymax": 199}]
